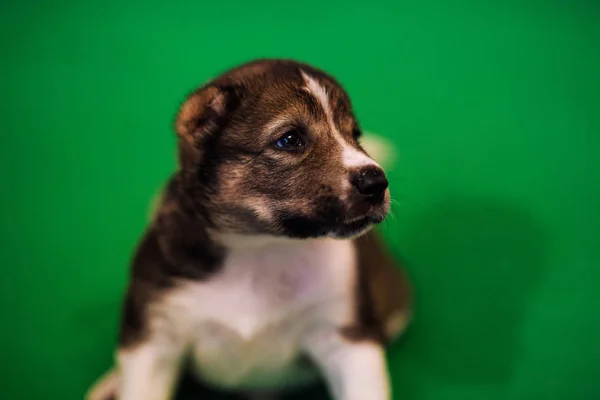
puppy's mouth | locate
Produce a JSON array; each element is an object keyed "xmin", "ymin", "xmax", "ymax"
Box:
[
  {"xmin": 343, "ymin": 213, "xmax": 385, "ymax": 225},
  {"xmin": 273, "ymin": 194, "xmax": 390, "ymax": 239},
  {"xmin": 332, "ymin": 213, "xmax": 385, "ymax": 238},
  {"xmin": 343, "ymin": 215, "xmax": 369, "ymax": 224},
  {"xmin": 277, "ymin": 210, "xmax": 386, "ymax": 240}
]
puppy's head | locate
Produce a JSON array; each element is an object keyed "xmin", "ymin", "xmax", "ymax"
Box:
[{"xmin": 175, "ymin": 59, "xmax": 390, "ymax": 239}]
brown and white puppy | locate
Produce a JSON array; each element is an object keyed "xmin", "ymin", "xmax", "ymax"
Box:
[{"xmin": 87, "ymin": 59, "xmax": 412, "ymax": 400}]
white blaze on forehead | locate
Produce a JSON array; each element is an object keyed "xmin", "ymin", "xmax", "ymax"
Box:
[
  {"xmin": 301, "ymin": 70, "xmax": 335, "ymax": 131},
  {"xmin": 301, "ymin": 70, "xmax": 380, "ymax": 171},
  {"xmin": 343, "ymin": 146, "xmax": 380, "ymax": 168}
]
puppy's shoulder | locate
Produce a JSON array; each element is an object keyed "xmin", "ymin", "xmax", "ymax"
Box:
[{"xmin": 348, "ymin": 231, "xmax": 413, "ymax": 342}]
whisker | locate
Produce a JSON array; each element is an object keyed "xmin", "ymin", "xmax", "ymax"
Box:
[{"xmin": 390, "ymin": 198, "xmax": 404, "ymax": 209}]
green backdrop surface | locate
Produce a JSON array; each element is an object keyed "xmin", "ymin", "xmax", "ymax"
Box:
[{"xmin": 1, "ymin": 1, "xmax": 599, "ymax": 399}]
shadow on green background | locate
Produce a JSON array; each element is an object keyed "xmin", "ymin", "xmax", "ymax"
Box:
[
  {"xmin": 1, "ymin": 1, "xmax": 599, "ymax": 399},
  {"xmin": 404, "ymin": 200, "xmax": 546, "ymax": 384}
]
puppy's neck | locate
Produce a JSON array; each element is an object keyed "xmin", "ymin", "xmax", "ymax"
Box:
[
  {"xmin": 215, "ymin": 233, "xmax": 314, "ymax": 252},
  {"xmin": 153, "ymin": 175, "xmax": 349, "ymax": 272},
  {"xmin": 150, "ymin": 176, "xmax": 226, "ymax": 274}
]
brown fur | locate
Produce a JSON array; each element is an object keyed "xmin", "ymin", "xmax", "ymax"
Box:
[
  {"xmin": 348, "ymin": 231, "xmax": 412, "ymax": 342},
  {"xmin": 114, "ymin": 58, "xmax": 410, "ymax": 386},
  {"xmin": 173, "ymin": 59, "xmax": 382, "ymax": 238}
]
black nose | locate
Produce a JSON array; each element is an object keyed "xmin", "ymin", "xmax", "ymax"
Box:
[{"xmin": 354, "ymin": 167, "xmax": 388, "ymax": 200}]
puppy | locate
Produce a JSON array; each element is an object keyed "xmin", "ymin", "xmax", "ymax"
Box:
[{"xmin": 87, "ymin": 59, "xmax": 412, "ymax": 400}]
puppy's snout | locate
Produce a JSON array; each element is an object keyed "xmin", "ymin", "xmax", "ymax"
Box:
[{"xmin": 353, "ymin": 167, "xmax": 388, "ymax": 203}]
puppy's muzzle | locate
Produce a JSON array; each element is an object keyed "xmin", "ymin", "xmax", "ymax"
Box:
[
  {"xmin": 353, "ymin": 166, "xmax": 389, "ymax": 204},
  {"xmin": 345, "ymin": 165, "xmax": 389, "ymax": 223}
]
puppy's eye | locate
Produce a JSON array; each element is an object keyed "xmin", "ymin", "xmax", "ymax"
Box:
[
  {"xmin": 275, "ymin": 130, "xmax": 305, "ymax": 150},
  {"xmin": 352, "ymin": 127, "xmax": 362, "ymax": 141}
]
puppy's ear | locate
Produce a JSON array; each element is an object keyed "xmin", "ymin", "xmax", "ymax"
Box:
[{"xmin": 174, "ymin": 85, "xmax": 235, "ymax": 168}]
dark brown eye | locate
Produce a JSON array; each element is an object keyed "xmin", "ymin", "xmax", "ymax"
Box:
[
  {"xmin": 275, "ymin": 130, "xmax": 305, "ymax": 150},
  {"xmin": 352, "ymin": 127, "xmax": 362, "ymax": 141}
]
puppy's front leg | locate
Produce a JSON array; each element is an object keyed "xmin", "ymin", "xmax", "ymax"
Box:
[
  {"xmin": 303, "ymin": 329, "xmax": 390, "ymax": 400},
  {"xmin": 117, "ymin": 338, "xmax": 184, "ymax": 400}
]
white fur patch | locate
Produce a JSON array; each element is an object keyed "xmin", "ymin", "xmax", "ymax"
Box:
[
  {"xmin": 121, "ymin": 238, "xmax": 357, "ymax": 393},
  {"xmin": 304, "ymin": 330, "xmax": 390, "ymax": 400},
  {"xmin": 117, "ymin": 342, "xmax": 183, "ymax": 400},
  {"xmin": 301, "ymin": 71, "xmax": 334, "ymax": 130},
  {"xmin": 85, "ymin": 369, "xmax": 119, "ymax": 400},
  {"xmin": 343, "ymin": 146, "xmax": 380, "ymax": 169},
  {"xmin": 301, "ymin": 71, "xmax": 380, "ymax": 172}
]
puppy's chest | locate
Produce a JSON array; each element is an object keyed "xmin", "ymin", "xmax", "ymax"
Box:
[{"xmin": 164, "ymin": 239, "xmax": 356, "ymax": 388}]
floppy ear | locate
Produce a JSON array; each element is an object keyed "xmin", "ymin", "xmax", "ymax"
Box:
[{"xmin": 174, "ymin": 85, "xmax": 233, "ymax": 168}]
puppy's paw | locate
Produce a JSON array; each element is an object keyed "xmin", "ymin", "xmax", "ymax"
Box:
[
  {"xmin": 85, "ymin": 369, "xmax": 118, "ymax": 400},
  {"xmin": 385, "ymin": 309, "xmax": 411, "ymax": 340}
]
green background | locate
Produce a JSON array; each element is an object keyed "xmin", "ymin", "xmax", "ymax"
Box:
[{"xmin": 1, "ymin": 1, "xmax": 599, "ymax": 399}]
